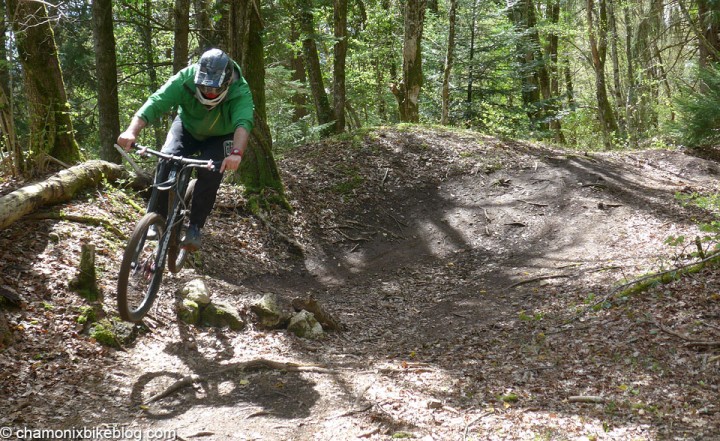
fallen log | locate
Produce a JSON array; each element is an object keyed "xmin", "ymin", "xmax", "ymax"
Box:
[{"xmin": 0, "ymin": 160, "xmax": 126, "ymax": 230}]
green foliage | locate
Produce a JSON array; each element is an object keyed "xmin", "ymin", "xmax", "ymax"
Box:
[
  {"xmin": 76, "ymin": 305, "xmax": 96, "ymax": 325},
  {"xmin": 673, "ymin": 65, "xmax": 720, "ymax": 148}
]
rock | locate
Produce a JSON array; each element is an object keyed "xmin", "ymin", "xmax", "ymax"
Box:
[
  {"xmin": 287, "ymin": 310, "xmax": 324, "ymax": 339},
  {"xmin": 200, "ymin": 301, "xmax": 245, "ymax": 330},
  {"xmin": 88, "ymin": 318, "xmax": 137, "ymax": 348},
  {"xmin": 180, "ymin": 279, "xmax": 211, "ymax": 305},
  {"xmin": 178, "ymin": 299, "xmax": 200, "ymax": 325},
  {"xmin": 250, "ymin": 293, "xmax": 290, "ymax": 329}
]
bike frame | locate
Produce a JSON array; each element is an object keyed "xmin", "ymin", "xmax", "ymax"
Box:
[{"xmin": 116, "ymin": 144, "xmax": 220, "ymax": 322}]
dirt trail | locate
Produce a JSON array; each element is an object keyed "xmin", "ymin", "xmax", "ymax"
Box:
[{"xmin": 1, "ymin": 128, "xmax": 720, "ymax": 440}]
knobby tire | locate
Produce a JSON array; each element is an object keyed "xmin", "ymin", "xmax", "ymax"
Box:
[{"xmin": 117, "ymin": 212, "xmax": 167, "ymax": 322}]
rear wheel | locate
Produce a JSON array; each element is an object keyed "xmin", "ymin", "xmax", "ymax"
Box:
[
  {"xmin": 168, "ymin": 178, "xmax": 196, "ymax": 273},
  {"xmin": 117, "ymin": 212, "xmax": 167, "ymax": 322}
]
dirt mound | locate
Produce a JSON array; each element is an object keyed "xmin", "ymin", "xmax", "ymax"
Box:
[{"xmin": 2, "ymin": 127, "xmax": 720, "ymax": 440}]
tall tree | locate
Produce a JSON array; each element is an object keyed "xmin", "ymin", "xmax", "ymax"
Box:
[
  {"xmin": 290, "ymin": 22, "xmax": 309, "ymax": 122},
  {"xmin": 229, "ymin": 0, "xmax": 287, "ymax": 204},
  {"xmin": 297, "ymin": 0, "xmax": 334, "ymax": 131},
  {"xmin": 92, "ymin": 0, "xmax": 121, "ymax": 163},
  {"xmin": 333, "ymin": 0, "xmax": 348, "ymax": 133},
  {"xmin": 586, "ymin": 0, "xmax": 618, "ymax": 147},
  {"xmin": 507, "ymin": 0, "xmax": 550, "ymax": 131},
  {"xmin": 8, "ymin": 0, "xmax": 80, "ymax": 171},
  {"xmin": 441, "ymin": 0, "xmax": 457, "ymax": 125},
  {"xmin": 394, "ymin": 0, "xmax": 426, "ymax": 122},
  {"xmin": 193, "ymin": 0, "xmax": 213, "ymax": 49},
  {"xmin": 0, "ymin": 0, "xmax": 18, "ymax": 176},
  {"xmin": 173, "ymin": 0, "xmax": 191, "ymax": 73},
  {"xmin": 698, "ymin": 0, "xmax": 720, "ymax": 67}
]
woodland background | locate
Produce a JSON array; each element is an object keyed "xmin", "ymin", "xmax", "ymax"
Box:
[{"xmin": 0, "ymin": 0, "xmax": 719, "ymax": 181}]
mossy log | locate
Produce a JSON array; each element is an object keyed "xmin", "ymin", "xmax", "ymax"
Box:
[{"xmin": 0, "ymin": 160, "xmax": 125, "ymax": 230}]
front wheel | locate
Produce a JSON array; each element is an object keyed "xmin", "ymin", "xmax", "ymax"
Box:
[{"xmin": 117, "ymin": 212, "xmax": 167, "ymax": 322}]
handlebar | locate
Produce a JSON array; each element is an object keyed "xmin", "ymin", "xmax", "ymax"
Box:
[{"xmin": 115, "ymin": 143, "xmax": 222, "ymax": 172}]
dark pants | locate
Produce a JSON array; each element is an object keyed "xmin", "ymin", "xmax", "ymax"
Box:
[{"xmin": 153, "ymin": 118, "xmax": 232, "ymax": 228}]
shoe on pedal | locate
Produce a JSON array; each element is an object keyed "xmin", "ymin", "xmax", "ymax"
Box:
[
  {"xmin": 182, "ymin": 224, "xmax": 202, "ymax": 251},
  {"xmin": 146, "ymin": 224, "xmax": 159, "ymax": 240}
]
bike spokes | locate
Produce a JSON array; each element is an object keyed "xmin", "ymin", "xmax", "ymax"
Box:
[{"xmin": 117, "ymin": 213, "xmax": 166, "ymax": 322}]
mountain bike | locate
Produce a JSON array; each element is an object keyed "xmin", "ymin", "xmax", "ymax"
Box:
[{"xmin": 116, "ymin": 144, "xmax": 220, "ymax": 322}]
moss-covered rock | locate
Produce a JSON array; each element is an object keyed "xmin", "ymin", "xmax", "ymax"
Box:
[
  {"xmin": 179, "ymin": 279, "xmax": 211, "ymax": 306},
  {"xmin": 200, "ymin": 301, "xmax": 245, "ymax": 331},
  {"xmin": 250, "ymin": 293, "xmax": 290, "ymax": 329},
  {"xmin": 287, "ymin": 310, "xmax": 324, "ymax": 339},
  {"xmin": 88, "ymin": 317, "xmax": 137, "ymax": 347},
  {"xmin": 178, "ymin": 299, "xmax": 201, "ymax": 325}
]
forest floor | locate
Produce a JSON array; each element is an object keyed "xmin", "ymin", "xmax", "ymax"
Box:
[{"xmin": 1, "ymin": 126, "xmax": 720, "ymax": 440}]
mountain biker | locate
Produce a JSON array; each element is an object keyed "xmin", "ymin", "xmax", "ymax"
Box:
[{"xmin": 117, "ymin": 48, "xmax": 254, "ymax": 251}]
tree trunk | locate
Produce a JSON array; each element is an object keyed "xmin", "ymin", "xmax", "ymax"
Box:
[
  {"xmin": 587, "ymin": 0, "xmax": 618, "ymax": 148},
  {"xmin": 607, "ymin": 0, "xmax": 625, "ymax": 136},
  {"xmin": 229, "ymin": 0, "xmax": 288, "ymax": 206},
  {"xmin": 441, "ymin": 0, "xmax": 457, "ymax": 125},
  {"xmin": 546, "ymin": 0, "xmax": 564, "ymax": 143},
  {"xmin": 290, "ymin": 23, "xmax": 309, "ymax": 122},
  {"xmin": 0, "ymin": 160, "xmax": 125, "ymax": 230},
  {"xmin": 397, "ymin": 0, "xmax": 426, "ymax": 122},
  {"xmin": 8, "ymin": 0, "xmax": 80, "ymax": 171},
  {"xmin": 0, "ymin": 85, "xmax": 18, "ymax": 177},
  {"xmin": 297, "ymin": 0, "xmax": 333, "ymax": 131},
  {"xmin": 506, "ymin": 0, "xmax": 548, "ymax": 131},
  {"xmin": 173, "ymin": 0, "xmax": 191, "ymax": 73},
  {"xmin": 698, "ymin": 0, "xmax": 720, "ymax": 67},
  {"xmin": 624, "ymin": 2, "xmax": 637, "ymax": 148},
  {"xmin": 193, "ymin": 0, "xmax": 213, "ymax": 49},
  {"xmin": 138, "ymin": 0, "xmax": 163, "ymax": 149},
  {"xmin": 92, "ymin": 0, "xmax": 122, "ymax": 164},
  {"xmin": 333, "ymin": 0, "xmax": 348, "ymax": 133},
  {"xmin": 0, "ymin": 0, "xmax": 18, "ymax": 177},
  {"xmin": 465, "ymin": 0, "xmax": 477, "ymax": 116}
]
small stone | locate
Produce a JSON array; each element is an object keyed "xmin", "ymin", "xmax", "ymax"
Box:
[
  {"xmin": 180, "ymin": 279, "xmax": 211, "ymax": 305},
  {"xmin": 200, "ymin": 301, "xmax": 245, "ymax": 330},
  {"xmin": 287, "ymin": 310, "xmax": 324, "ymax": 339}
]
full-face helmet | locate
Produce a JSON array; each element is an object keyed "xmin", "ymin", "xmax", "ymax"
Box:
[{"xmin": 194, "ymin": 49, "xmax": 233, "ymax": 109}]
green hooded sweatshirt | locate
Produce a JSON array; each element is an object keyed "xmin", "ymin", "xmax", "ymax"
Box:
[{"xmin": 135, "ymin": 61, "xmax": 254, "ymax": 140}]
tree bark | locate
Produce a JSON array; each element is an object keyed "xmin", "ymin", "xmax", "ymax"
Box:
[
  {"xmin": 506, "ymin": 0, "xmax": 548, "ymax": 131},
  {"xmin": 297, "ymin": 0, "xmax": 333, "ymax": 131},
  {"xmin": 193, "ymin": 0, "xmax": 213, "ymax": 49},
  {"xmin": 0, "ymin": 160, "xmax": 125, "ymax": 230},
  {"xmin": 92, "ymin": 0, "xmax": 122, "ymax": 164},
  {"xmin": 607, "ymin": 0, "xmax": 625, "ymax": 136},
  {"xmin": 333, "ymin": 0, "xmax": 348, "ymax": 133},
  {"xmin": 173, "ymin": 0, "xmax": 191, "ymax": 73},
  {"xmin": 0, "ymin": 85, "xmax": 17, "ymax": 176},
  {"xmin": 441, "ymin": 0, "xmax": 457, "ymax": 125},
  {"xmin": 624, "ymin": 2, "xmax": 637, "ymax": 148},
  {"xmin": 290, "ymin": 23, "xmax": 309, "ymax": 122},
  {"xmin": 587, "ymin": 0, "xmax": 618, "ymax": 148},
  {"xmin": 397, "ymin": 0, "xmax": 426, "ymax": 122},
  {"xmin": 698, "ymin": 0, "xmax": 720, "ymax": 67},
  {"xmin": 8, "ymin": 0, "xmax": 80, "ymax": 171},
  {"xmin": 229, "ymin": 0, "xmax": 288, "ymax": 205}
]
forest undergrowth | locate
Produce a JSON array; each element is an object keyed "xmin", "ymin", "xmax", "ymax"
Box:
[{"xmin": 1, "ymin": 126, "xmax": 720, "ymax": 440}]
